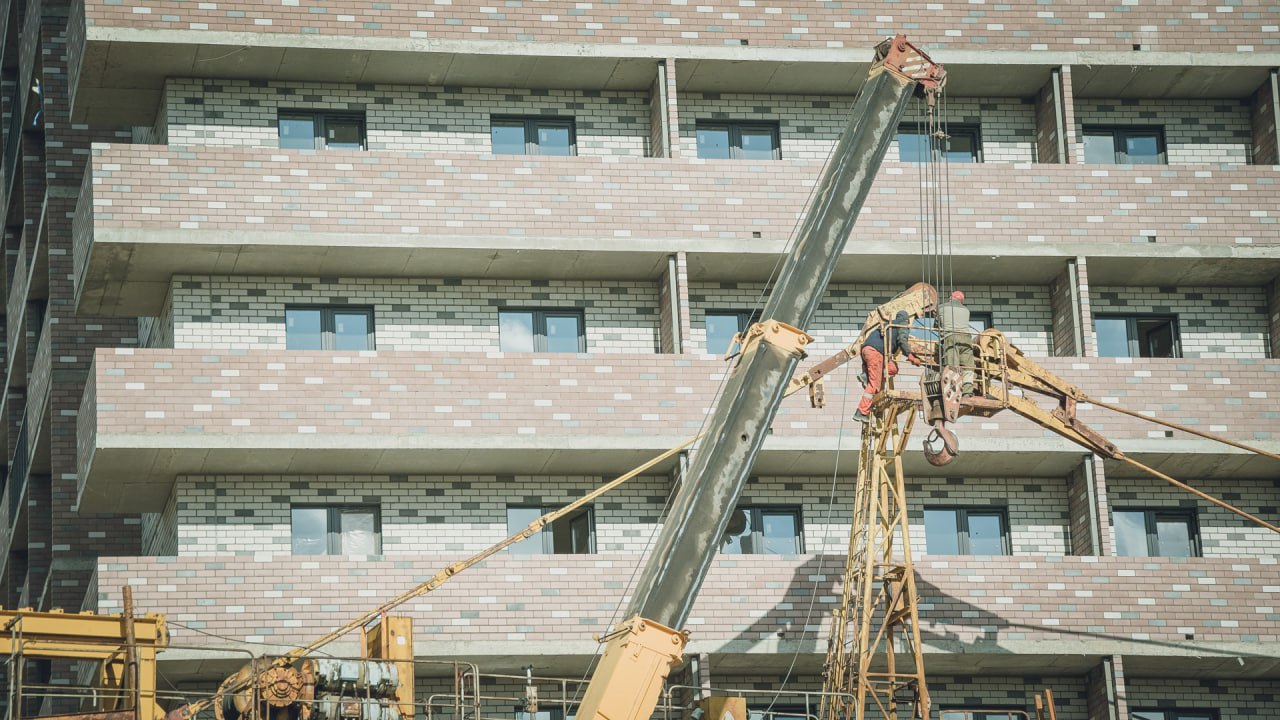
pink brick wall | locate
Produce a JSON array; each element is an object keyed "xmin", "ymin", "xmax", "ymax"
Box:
[
  {"xmin": 93, "ymin": 555, "xmax": 1280, "ymax": 649},
  {"xmin": 76, "ymin": 0, "xmax": 1279, "ymax": 54},
  {"xmin": 82, "ymin": 146, "xmax": 1280, "ymax": 254},
  {"xmin": 82, "ymin": 349, "xmax": 1280, "ymax": 445}
]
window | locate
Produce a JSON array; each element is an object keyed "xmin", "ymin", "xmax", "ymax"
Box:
[
  {"xmin": 704, "ymin": 309, "xmax": 760, "ymax": 356},
  {"xmin": 924, "ymin": 507, "xmax": 1010, "ymax": 555},
  {"xmin": 1082, "ymin": 126, "xmax": 1166, "ymax": 165},
  {"xmin": 721, "ymin": 506, "xmax": 803, "ymax": 555},
  {"xmin": 514, "ymin": 710, "xmax": 568, "ymax": 720},
  {"xmin": 278, "ymin": 111, "xmax": 366, "ymax": 150},
  {"xmin": 941, "ymin": 711, "xmax": 1029, "ymax": 720},
  {"xmin": 968, "ymin": 312, "xmax": 993, "ymax": 332},
  {"xmin": 506, "ymin": 505, "xmax": 595, "ymax": 555},
  {"xmin": 911, "ymin": 312, "xmax": 992, "ymax": 342},
  {"xmin": 1113, "ymin": 509, "xmax": 1200, "ymax": 558},
  {"xmin": 696, "ymin": 121, "xmax": 781, "ymax": 160},
  {"xmin": 897, "ymin": 124, "xmax": 981, "ymax": 163},
  {"xmin": 491, "ymin": 116, "xmax": 576, "ymax": 156},
  {"xmin": 1132, "ymin": 711, "xmax": 1218, "ymax": 720},
  {"xmin": 1094, "ymin": 315, "xmax": 1180, "ymax": 358},
  {"xmin": 291, "ymin": 505, "xmax": 381, "ymax": 555},
  {"xmin": 749, "ymin": 705, "xmax": 810, "ymax": 720},
  {"xmin": 499, "ymin": 310, "xmax": 586, "ymax": 353},
  {"xmin": 286, "ymin": 306, "xmax": 375, "ymax": 350}
]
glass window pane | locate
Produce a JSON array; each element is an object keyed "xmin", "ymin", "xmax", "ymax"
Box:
[
  {"xmin": 333, "ymin": 311, "xmax": 371, "ymax": 351},
  {"xmin": 1114, "ymin": 511, "xmax": 1149, "ymax": 557},
  {"xmin": 969, "ymin": 314, "xmax": 992, "ymax": 333},
  {"xmin": 1155, "ymin": 515, "xmax": 1194, "ymax": 557},
  {"xmin": 705, "ymin": 313, "xmax": 745, "ymax": 356},
  {"xmin": 1123, "ymin": 133, "xmax": 1161, "ymax": 164},
  {"xmin": 286, "ymin": 309, "xmax": 324, "ymax": 350},
  {"xmin": 967, "ymin": 513, "xmax": 1005, "ymax": 555},
  {"xmin": 507, "ymin": 506, "xmax": 544, "ymax": 555},
  {"xmin": 567, "ymin": 510, "xmax": 593, "ymax": 554},
  {"xmin": 291, "ymin": 507, "xmax": 328, "ymax": 555},
  {"xmin": 491, "ymin": 121, "xmax": 527, "ymax": 155},
  {"xmin": 760, "ymin": 511, "xmax": 800, "ymax": 555},
  {"xmin": 721, "ymin": 508, "xmax": 754, "ymax": 554},
  {"xmin": 696, "ymin": 126, "xmax": 732, "ymax": 159},
  {"xmin": 340, "ymin": 509, "xmax": 378, "ymax": 555},
  {"xmin": 1083, "ymin": 132, "xmax": 1116, "ymax": 164},
  {"xmin": 738, "ymin": 127, "xmax": 778, "ymax": 160},
  {"xmin": 543, "ymin": 314, "xmax": 583, "ymax": 353},
  {"xmin": 944, "ymin": 132, "xmax": 978, "ymax": 162},
  {"xmin": 279, "ymin": 116, "xmax": 317, "ymax": 150},
  {"xmin": 499, "ymin": 312, "xmax": 537, "ymax": 352},
  {"xmin": 1095, "ymin": 317, "xmax": 1132, "ymax": 358},
  {"xmin": 536, "ymin": 124, "xmax": 573, "ymax": 156},
  {"xmin": 1139, "ymin": 318, "xmax": 1177, "ymax": 358},
  {"xmin": 897, "ymin": 131, "xmax": 929, "ymax": 162},
  {"xmin": 911, "ymin": 316, "xmax": 939, "ymax": 343},
  {"xmin": 924, "ymin": 509, "xmax": 961, "ymax": 555},
  {"xmin": 324, "ymin": 117, "xmax": 364, "ymax": 149},
  {"xmin": 1130, "ymin": 713, "xmax": 1165, "ymax": 720}
]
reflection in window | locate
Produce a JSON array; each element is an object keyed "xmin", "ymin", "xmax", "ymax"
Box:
[
  {"xmin": 1095, "ymin": 315, "xmax": 1180, "ymax": 358},
  {"xmin": 898, "ymin": 125, "xmax": 982, "ymax": 163},
  {"xmin": 1114, "ymin": 509, "xmax": 1199, "ymax": 557},
  {"xmin": 924, "ymin": 507, "xmax": 1010, "ymax": 555},
  {"xmin": 286, "ymin": 306, "xmax": 374, "ymax": 351},
  {"xmin": 499, "ymin": 310, "xmax": 586, "ymax": 353},
  {"xmin": 491, "ymin": 117, "xmax": 576, "ymax": 156},
  {"xmin": 291, "ymin": 505, "xmax": 381, "ymax": 555},
  {"xmin": 704, "ymin": 310, "xmax": 760, "ymax": 356},
  {"xmin": 1082, "ymin": 126, "xmax": 1166, "ymax": 165},
  {"xmin": 696, "ymin": 122, "xmax": 781, "ymax": 160},
  {"xmin": 721, "ymin": 506, "xmax": 803, "ymax": 555},
  {"xmin": 506, "ymin": 505, "xmax": 595, "ymax": 554},
  {"xmin": 278, "ymin": 111, "xmax": 366, "ymax": 150}
]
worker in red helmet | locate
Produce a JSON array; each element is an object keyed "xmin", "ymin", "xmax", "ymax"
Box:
[
  {"xmin": 854, "ymin": 310, "xmax": 921, "ymax": 423},
  {"xmin": 938, "ymin": 290, "xmax": 975, "ymax": 396}
]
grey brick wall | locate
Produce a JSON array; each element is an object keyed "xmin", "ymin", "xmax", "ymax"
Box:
[
  {"xmin": 166, "ymin": 275, "xmax": 661, "ymax": 353},
  {"xmin": 163, "ymin": 79, "xmax": 652, "ymax": 156},
  {"xmin": 1090, "ymin": 286, "xmax": 1270, "ymax": 359},
  {"xmin": 908, "ymin": 476, "xmax": 1072, "ymax": 556},
  {"xmin": 1106, "ymin": 476, "xmax": 1280, "ymax": 558},
  {"xmin": 1075, "ymin": 99, "xmax": 1254, "ymax": 165},
  {"xmin": 1125, "ymin": 678, "xmax": 1278, "ymax": 719}
]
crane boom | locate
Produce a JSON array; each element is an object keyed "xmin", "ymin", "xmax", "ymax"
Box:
[{"xmin": 575, "ymin": 36, "xmax": 944, "ymax": 720}]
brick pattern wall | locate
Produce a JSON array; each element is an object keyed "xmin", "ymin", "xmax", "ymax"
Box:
[
  {"xmin": 1075, "ymin": 99, "xmax": 1253, "ymax": 165},
  {"xmin": 85, "ymin": 147, "xmax": 1280, "ymax": 253},
  {"xmin": 1060, "ymin": 67, "xmax": 1080, "ymax": 164},
  {"xmin": 677, "ymin": 94, "xmax": 1037, "ymax": 163},
  {"xmin": 663, "ymin": 58, "xmax": 680, "ymax": 159},
  {"xmin": 85, "ymin": 350, "xmax": 1280, "ymax": 447},
  {"xmin": 1249, "ymin": 71, "xmax": 1278, "ymax": 166},
  {"xmin": 1049, "ymin": 262, "xmax": 1080, "ymax": 357},
  {"xmin": 1065, "ymin": 459, "xmax": 1098, "ymax": 556},
  {"xmin": 657, "ymin": 252, "xmax": 691, "ymax": 354},
  {"xmin": 1076, "ymin": 258, "xmax": 1097, "ymax": 357},
  {"xmin": 1106, "ymin": 475, "xmax": 1280, "ymax": 558},
  {"xmin": 647, "ymin": 64, "xmax": 667, "ymax": 159},
  {"xmin": 1090, "ymin": 286, "xmax": 1270, "ymax": 359},
  {"xmin": 163, "ymin": 79, "xmax": 652, "ymax": 156},
  {"xmin": 1266, "ymin": 277, "xmax": 1280, "ymax": 359},
  {"xmin": 1034, "ymin": 73, "xmax": 1063, "ymax": 165},
  {"xmin": 908, "ymin": 476, "xmax": 1072, "ymax": 556},
  {"xmin": 167, "ymin": 276, "xmax": 660, "ymax": 354},
  {"xmin": 1126, "ymin": 678, "xmax": 1277, "ymax": 720},
  {"xmin": 79, "ymin": 0, "xmax": 1279, "ymax": 53},
  {"xmin": 95, "ymin": 555, "xmax": 1280, "ymax": 648},
  {"xmin": 688, "ymin": 281, "xmax": 1054, "ymax": 358},
  {"xmin": 141, "ymin": 487, "xmax": 177, "ymax": 556}
]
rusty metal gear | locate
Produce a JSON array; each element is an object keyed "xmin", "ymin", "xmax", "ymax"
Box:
[{"xmin": 258, "ymin": 664, "xmax": 304, "ymax": 707}]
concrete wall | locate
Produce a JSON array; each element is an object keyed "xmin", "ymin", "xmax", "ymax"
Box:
[{"xmin": 166, "ymin": 275, "xmax": 661, "ymax": 353}]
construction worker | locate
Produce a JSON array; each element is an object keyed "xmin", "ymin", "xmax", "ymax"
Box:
[
  {"xmin": 938, "ymin": 290, "xmax": 975, "ymax": 396},
  {"xmin": 854, "ymin": 310, "xmax": 921, "ymax": 423}
]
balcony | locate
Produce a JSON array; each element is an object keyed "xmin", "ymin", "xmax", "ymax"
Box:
[
  {"xmin": 74, "ymin": 146, "xmax": 1280, "ymax": 316},
  {"xmin": 68, "ymin": 0, "xmax": 1280, "ymax": 126},
  {"xmin": 94, "ymin": 553, "xmax": 1280, "ymax": 679},
  {"xmin": 77, "ymin": 349, "xmax": 1280, "ymax": 513}
]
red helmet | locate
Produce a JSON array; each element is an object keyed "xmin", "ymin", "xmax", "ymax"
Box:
[{"xmin": 950, "ymin": 290, "xmax": 965, "ymax": 302}]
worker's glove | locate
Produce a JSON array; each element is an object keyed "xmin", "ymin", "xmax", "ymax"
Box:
[{"xmin": 907, "ymin": 354, "xmax": 922, "ymax": 366}]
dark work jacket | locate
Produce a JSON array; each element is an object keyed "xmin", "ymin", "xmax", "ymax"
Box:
[{"xmin": 864, "ymin": 311, "xmax": 911, "ymax": 356}]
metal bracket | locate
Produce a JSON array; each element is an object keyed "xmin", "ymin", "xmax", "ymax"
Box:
[{"xmin": 738, "ymin": 319, "xmax": 814, "ymax": 361}]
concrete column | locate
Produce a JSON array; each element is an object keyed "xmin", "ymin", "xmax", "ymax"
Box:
[
  {"xmin": 649, "ymin": 61, "xmax": 669, "ymax": 158},
  {"xmin": 659, "ymin": 251, "xmax": 691, "ymax": 354},
  {"xmin": 1085, "ymin": 656, "xmax": 1129, "ymax": 720},
  {"xmin": 1088, "ymin": 456, "xmax": 1115, "ymax": 556},
  {"xmin": 1049, "ymin": 259, "xmax": 1084, "ymax": 357},
  {"xmin": 1075, "ymin": 256, "xmax": 1098, "ymax": 357},
  {"xmin": 663, "ymin": 58, "xmax": 680, "ymax": 159},
  {"xmin": 1266, "ymin": 274, "xmax": 1280, "ymax": 359},
  {"xmin": 1249, "ymin": 70, "xmax": 1279, "ymax": 165},
  {"xmin": 1034, "ymin": 68, "xmax": 1068, "ymax": 164},
  {"xmin": 1059, "ymin": 66, "xmax": 1081, "ymax": 164}
]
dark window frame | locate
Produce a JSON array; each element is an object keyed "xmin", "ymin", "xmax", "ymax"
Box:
[
  {"xmin": 498, "ymin": 308, "xmax": 587, "ymax": 353},
  {"xmin": 1113, "ymin": 507, "xmax": 1201, "ymax": 558},
  {"xmin": 506, "ymin": 504, "xmax": 597, "ymax": 555},
  {"xmin": 1082, "ymin": 125, "xmax": 1167, "ymax": 165},
  {"xmin": 490, "ymin": 115, "xmax": 578, "ymax": 156},
  {"xmin": 285, "ymin": 305, "xmax": 376, "ymax": 351},
  {"xmin": 277, "ymin": 110, "xmax": 368, "ymax": 150},
  {"xmin": 924, "ymin": 506, "xmax": 1012, "ymax": 556},
  {"xmin": 1131, "ymin": 710, "xmax": 1220, "ymax": 720},
  {"xmin": 695, "ymin": 120, "xmax": 783, "ymax": 160},
  {"xmin": 897, "ymin": 123, "xmax": 983, "ymax": 163},
  {"xmin": 940, "ymin": 707, "xmax": 1032, "ymax": 720},
  {"xmin": 704, "ymin": 308, "xmax": 762, "ymax": 356},
  {"xmin": 290, "ymin": 504, "xmax": 383, "ymax": 555},
  {"xmin": 1094, "ymin": 313, "xmax": 1181, "ymax": 358},
  {"xmin": 747, "ymin": 703, "xmax": 813, "ymax": 720},
  {"xmin": 721, "ymin": 505, "xmax": 805, "ymax": 555}
]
